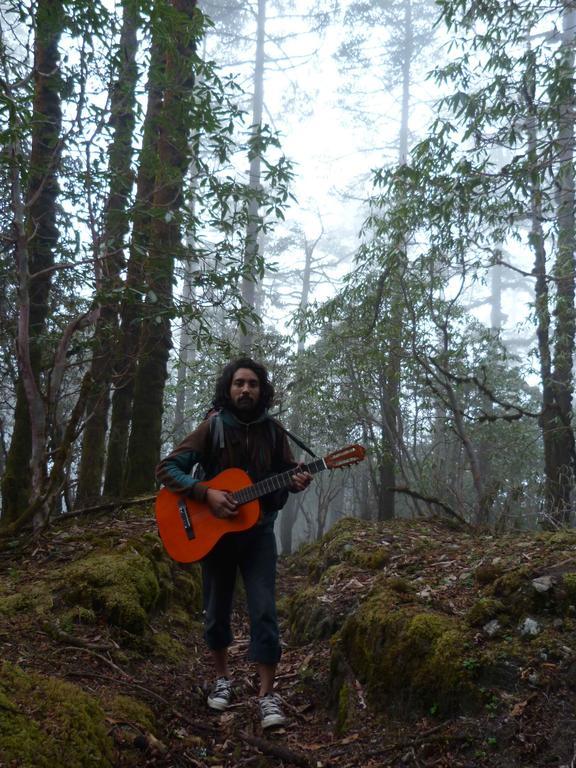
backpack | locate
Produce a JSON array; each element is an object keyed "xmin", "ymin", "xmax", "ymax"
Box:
[{"xmin": 191, "ymin": 411, "xmax": 315, "ymax": 481}]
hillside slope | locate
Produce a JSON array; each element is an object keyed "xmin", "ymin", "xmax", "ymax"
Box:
[{"xmin": 1, "ymin": 509, "xmax": 576, "ymax": 767}]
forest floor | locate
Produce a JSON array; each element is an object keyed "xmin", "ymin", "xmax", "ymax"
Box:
[{"xmin": 2, "ymin": 507, "xmax": 576, "ymax": 768}]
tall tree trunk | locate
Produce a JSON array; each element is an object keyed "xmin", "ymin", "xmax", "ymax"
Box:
[
  {"xmin": 376, "ymin": 0, "xmax": 412, "ymax": 522},
  {"xmin": 525, "ymin": 46, "xmax": 555, "ymax": 524},
  {"xmin": 1, "ymin": 0, "xmax": 64, "ymax": 526},
  {"xmin": 102, "ymin": 34, "xmax": 164, "ymax": 499},
  {"xmin": 239, "ymin": 0, "xmax": 265, "ymax": 353},
  {"xmin": 123, "ymin": 0, "xmax": 198, "ymax": 496},
  {"xmin": 75, "ymin": 0, "xmax": 140, "ymax": 507},
  {"xmin": 172, "ymin": 266, "xmax": 196, "ymax": 445},
  {"xmin": 172, "ymin": 131, "xmax": 202, "ymax": 445},
  {"xmin": 526, "ymin": 11, "xmax": 576, "ymax": 525},
  {"xmin": 279, "ymin": 231, "xmax": 317, "ymax": 554},
  {"xmin": 547, "ymin": 0, "xmax": 576, "ymax": 523}
]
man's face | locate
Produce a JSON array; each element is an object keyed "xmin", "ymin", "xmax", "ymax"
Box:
[{"xmin": 229, "ymin": 367, "xmax": 261, "ymax": 413}]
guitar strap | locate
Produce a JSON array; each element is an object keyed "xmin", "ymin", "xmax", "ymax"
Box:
[
  {"xmin": 209, "ymin": 410, "xmax": 317, "ymax": 460},
  {"xmin": 273, "ymin": 422, "xmax": 317, "ymax": 459}
]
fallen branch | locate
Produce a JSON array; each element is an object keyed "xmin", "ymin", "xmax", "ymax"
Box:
[
  {"xmin": 58, "ymin": 494, "xmax": 156, "ymax": 520},
  {"xmin": 391, "ymin": 486, "xmax": 471, "ymax": 527}
]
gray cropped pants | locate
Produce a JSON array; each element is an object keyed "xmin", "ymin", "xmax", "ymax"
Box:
[{"xmin": 201, "ymin": 521, "xmax": 281, "ymax": 666}]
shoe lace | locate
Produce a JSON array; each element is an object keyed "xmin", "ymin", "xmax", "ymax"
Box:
[
  {"xmin": 260, "ymin": 693, "xmax": 283, "ymax": 716},
  {"xmin": 213, "ymin": 677, "xmax": 231, "ymax": 696}
]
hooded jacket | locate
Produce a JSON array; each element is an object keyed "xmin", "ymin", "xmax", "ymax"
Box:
[{"xmin": 155, "ymin": 408, "xmax": 297, "ymax": 518}]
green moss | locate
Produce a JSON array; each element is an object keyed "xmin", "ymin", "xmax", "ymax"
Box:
[
  {"xmin": 466, "ymin": 598, "xmax": 507, "ymax": 628},
  {"xmin": 536, "ymin": 531, "xmax": 576, "ymax": 548},
  {"xmin": 385, "ymin": 576, "xmax": 415, "ymax": 595},
  {"xmin": 172, "ymin": 566, "xmax": 202, "ymax": 613},
  {"xmin": 287, "ymin": 586, "xmax": 340, "ymax": 644},
  {"xmin": 487, "ymin": 567, "xmax": 539, "ymax": 618},
  {"xmin": 350, "ymin": 548, "xmax": 390, "ymax": 570},
  {"xmin": 59, "ymin": 550, "xmax": 160, "ymax": 634},
  {"xmin": 561, "ymin": 573, "xmax": 576, "ymax": 603},
  {"xmin": 0, "ymin": 584, "xmax": 53, "ymax": 617},
  {"xmin": 0, "ymin": 662, "xmax": 113, "ymax": 767},
  {"xmin": 103, "ymin": 693, "xmax": 156, "ymax": 732},
  {"xmin": 336, "ymin": 681, "xmax": 353, "ymax": 735},
  {"xmin": 296, "ymin": 517, "xmax": 375, "ymax": 580},
  {"xmin": 61, "ymin": 606, "xmax": 97, "ymax": 628},
  {"xmin": 331, "ymin": 589, "xmax": 478, "ymax": 716},
  {"xmin": 165, "ymin": 605, "xmax": 195, "ymax": 630},
  {"xmin": 151, "ymin": 631, "xmax": 186, "ymax": 664},
  {"xmin": 474, "ymin": 563, "xmax": 505, "ymax": 586}
]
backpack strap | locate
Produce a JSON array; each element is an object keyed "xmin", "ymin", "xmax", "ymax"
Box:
[{"xmin": 211, "ymin": 412, "xmax": 225, "ymax": 451}]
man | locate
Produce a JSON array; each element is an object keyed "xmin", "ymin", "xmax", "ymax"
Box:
[{"xmin": 156, "ymin": 358, "xmax": 312, "ymax": 729}]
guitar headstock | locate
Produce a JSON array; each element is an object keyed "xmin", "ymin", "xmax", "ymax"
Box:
[{"xmin": 324, "ymin": 444, "xmax": 366, "ymax": 469}]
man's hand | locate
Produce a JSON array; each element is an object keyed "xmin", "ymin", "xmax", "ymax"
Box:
[
  {"xmin": 290, "ymin": 465, "xmax": 313, "ymax": 493},
  {"xmin": 206, "ymin": 488, "xmax": 239, "ymax": 518}
]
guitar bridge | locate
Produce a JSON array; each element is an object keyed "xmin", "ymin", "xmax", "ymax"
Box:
[{"xmin": 178, "ymin": 498, "xmax": 195, "ymax": 540}]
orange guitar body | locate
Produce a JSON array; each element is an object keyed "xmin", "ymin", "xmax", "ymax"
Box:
[{"xmin": 155, "ymin": 468, "xmax": 261, "ymax": 563}]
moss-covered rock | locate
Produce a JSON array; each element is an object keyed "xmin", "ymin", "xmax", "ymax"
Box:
[
  {"xmin": 330, "ymin": 588, "xmax": 478, "ymax": 716},
  {"xmin": 287, "ymin": 585, "xmax": 341, "ymax": 644},
  {"xmin": 58, "ymin": 550, "xmax": 161, "ymax": 634},
  {"xmin": 0, "ymin": 662, "xmax": 114, "ymax": 768},
  {"xmin": 466, "ymin": 597, "xmax": 507, "ymax": 628},
  {"xmin": 296, "ymin": 517, "xmax": 379, "ymax": 580}
]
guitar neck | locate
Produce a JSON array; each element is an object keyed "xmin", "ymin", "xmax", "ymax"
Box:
[{"xmin": 232, "ymin": 458, "xmax": 327, "ymax": 505}]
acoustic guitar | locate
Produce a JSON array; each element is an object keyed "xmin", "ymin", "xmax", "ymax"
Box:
[{"xmin": 155, "ymin": 444, "xmax": 366, "ymax": 562}]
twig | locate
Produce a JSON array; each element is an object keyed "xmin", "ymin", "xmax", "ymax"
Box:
[
  {"xmin": 41, "ymin": 622, "xmax": 117, "ymax": 652},
  {"xmin": 56, "ymin": 646, "xmax": 128, "ymax": 678}
]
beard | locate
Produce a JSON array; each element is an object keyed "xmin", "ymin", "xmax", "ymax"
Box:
[{"xmin": 229, "ymin": 395, "xmax": 263, "ymax": 420}]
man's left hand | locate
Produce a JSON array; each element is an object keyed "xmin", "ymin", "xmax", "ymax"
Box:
[{"xmin": 290, "ymin": 466, "xmax": 313, "ymax": 492}]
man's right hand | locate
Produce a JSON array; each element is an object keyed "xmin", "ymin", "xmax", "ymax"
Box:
[{"xmin": 206, "ymin": 488, "xmax": 239, "ymax": 519}]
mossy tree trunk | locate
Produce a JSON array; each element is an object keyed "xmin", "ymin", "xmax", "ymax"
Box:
[
  {"xmin": 75, "ymin": 0, "xmax": 140, "ymax": 508},
  {"xmin": 545, "ymin": 1, "xmax": 576, "ymax": 524},
  {"xmin": 1, "ymin": 0, "xmax": 64, "ymax": 527},
  {"xmin": 123, "ymin": 0, "xmax": 198, "ymax": 496},
  {"xmin": 102, "ymin": 34, "xmax": 165, "ymax": 499}
]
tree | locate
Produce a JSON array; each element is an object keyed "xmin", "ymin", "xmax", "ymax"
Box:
[
  {"xmin": 122, "ymin": 0, "xmax": 200, "ymax": 496},
  {"xmin": 74, "ymin": 0, "xmax": 140, "ymax": 507},
  {"xmin": 1, "ymin": 0, "xmax": 66, "ymax": 526}
]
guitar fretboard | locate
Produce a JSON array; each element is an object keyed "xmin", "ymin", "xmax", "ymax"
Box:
[{"xmin": 232, "ymin": 458, "xmax": 327, "ymax": 505}]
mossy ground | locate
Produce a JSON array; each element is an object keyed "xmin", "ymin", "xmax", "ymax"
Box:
[
  {"xmin": 287, "ymin": 516, "xmax": 576, "ymax": 767},
  {"xmin": 0, "ymin": 661, "xmax": 114, "ymax": 768},
  {"xmin": 0, "ymin": 504, "xmax": 203, "ymax": 768},
  {"xmin": 3, "ymin": 509, "xmax": 576, "ymax": 767}
]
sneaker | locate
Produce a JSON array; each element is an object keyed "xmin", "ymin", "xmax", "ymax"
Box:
[
  {"xmin": 259, "ymin": 693, "xmax": 287, "ymax": 729},
  {"xmin": 207, "ymin": 677, "xmax": 232, "ymax": 711}
]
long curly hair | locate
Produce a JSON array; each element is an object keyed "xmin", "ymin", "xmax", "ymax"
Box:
[{"xmin": 212, "ymin": 357, "xmax": 275, "ymax": 412}]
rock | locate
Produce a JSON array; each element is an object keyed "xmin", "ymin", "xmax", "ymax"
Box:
[
  {"xmin": 532, "ymin": 575, "xmax": 554, "ymax": 593},
  {"xmin": 483, "ymin": 619, "xmax": 501, "ymax": 637},
  {"xmin": 519, "ymin": 617, "xmax": 540, "ymax": 636}
]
